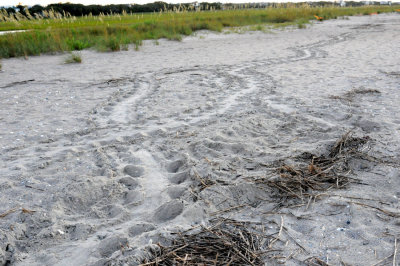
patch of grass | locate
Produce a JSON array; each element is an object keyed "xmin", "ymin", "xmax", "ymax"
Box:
[
  {"xmin": 106, "ymin": 37, "xmax": 121, "ymax": 51},
  {"xmin": 298, "ymin": 23, "xmax": 307, "ymax": 29},
  {"xmin": 66, "ymin": 38, "xmax": 90, "ymax": 51},
  {"xmin": 64, "ymin": 52, "xmax": 82, "ymax": 63},
  {"xmin": 134, "ymin": 39, "xmax": 142, "ymax": 51},
  {"xmin": 0, "ymin": 5, "xmax": 398, "ymax": 58},
  {"xmin": 248, "ymin": 24, "xmax": 264, "ymax": 31},
  {"xmin": 297, "ymin": 18, "xmax": 309, "ymax": 29}
]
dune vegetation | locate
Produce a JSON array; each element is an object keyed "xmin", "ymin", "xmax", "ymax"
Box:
[
  {"xmin": 64, "ymin": 51, "xmax": 82, "ymax": 63},
  {"xmin": 0, "ymin": 4, "xmax": 399, "ymax": 58}
]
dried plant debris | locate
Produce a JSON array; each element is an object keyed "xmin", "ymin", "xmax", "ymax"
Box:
[
  {"xmin": 188, "ymin": 171, "xmax": 217, "ymax": 203},
  {"xmin": 193, "ymin": 172, "xmax": 215, "ymax": 192},
  {"xmin": 253, "ymin": 132, "xmax": 370, "ymax": 203},
  {"xmin": 304, "ymin": 256, "xmax": 330, "ymax": 266},
  {"xmin": 141, "ymin": 219, "xmax": 272, "ymax": 265},
  {"xmin": 380, "ymin": 70, "xmax": 400, "ymax": 77},
  {"xmin": 330, "ymin": 87, "xmax": 381, "ymax": 102},
  {"xmin": 0, "ymin": 207, "xmax": 36, "ymax": 218},
  {"xmin": 328, "ymin": 130, "xmax": 370, "ymax": 157}
]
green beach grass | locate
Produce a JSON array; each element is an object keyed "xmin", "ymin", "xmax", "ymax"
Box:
[
  {"xmin": 64, "ymin": 51, "xmax": 82, "ymax": 63},
  {"xmin": 0, "ymin": 5, "xmax": 398, "ymax": 58}
]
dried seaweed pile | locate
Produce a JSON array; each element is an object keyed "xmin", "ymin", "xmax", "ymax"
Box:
[
  {"xmin": 254, "ymin": 132, "xmax": 370, "ymax": 202},
  {"xmin": 142, "ymin": 219, "xmax": 269, "ymax": 265}
]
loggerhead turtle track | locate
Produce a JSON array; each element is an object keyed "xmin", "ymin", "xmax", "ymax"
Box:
[{"xmin": 96, "ymin": 31, "xmax": 355, "ymax": 134}]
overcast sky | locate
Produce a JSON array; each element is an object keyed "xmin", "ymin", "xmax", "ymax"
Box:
[{"xmin": 1, "ymin": 0, "xmax": 309, "ymax": 7}]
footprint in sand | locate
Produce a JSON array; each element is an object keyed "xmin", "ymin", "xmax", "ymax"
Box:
[
  {"xmin": 153, "ymin": 199, "xmax": 184, "ymax": 222},
  {"xmin": 123, "ymin": 165, "xmax": 144, "ymax": 177}
]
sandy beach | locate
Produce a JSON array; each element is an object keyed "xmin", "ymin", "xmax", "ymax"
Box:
[{"xmin": 1, "ymin": 13, "xmax": 400, "ymax": 265}]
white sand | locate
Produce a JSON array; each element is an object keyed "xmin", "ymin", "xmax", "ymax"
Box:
[{"xmin": 0, "ymin": 13, "xmax": 399, "ymax": 265}]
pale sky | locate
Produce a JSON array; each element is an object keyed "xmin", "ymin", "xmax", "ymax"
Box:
[{"xmin": 1, "ymin": 0, "xmax": 307, "ymax": 7}]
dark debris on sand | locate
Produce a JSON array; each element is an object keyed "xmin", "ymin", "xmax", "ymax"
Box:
[
  {"xmin": 141, "ymin": 219, "xmax": 273, "ymax": 266},
  {"xmin": 253, "ymin": 131, "xmax": 370, "ymax": 203},
  {"xmin": 141, "ymin": 132, "xmax": 376, "ymax": 265},
  {"xmin": 329, "ymin": 87, "xmax": 381, "ymax": 102}
]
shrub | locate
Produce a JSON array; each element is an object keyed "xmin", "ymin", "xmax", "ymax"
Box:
[
  {"xmin": 106, "ymin": 37, "xmax": 120, "ymax": 51},
  {"xmin": 64, "ymin": 52, "xmax": 82, "ymax": 63},
  {"xmin": 67, "ymin": 38, "xmax": 89, "ymax": 50},
  {"xmin": 298, "ymin": 23, "xmax": 306, "ymax": 29}
]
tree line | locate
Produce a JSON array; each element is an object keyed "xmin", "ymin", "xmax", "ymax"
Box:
[
  {"xmin": 2, "ymin": 2, "xmax": 222, "ymax": 17},
  {"xmin": 1, "ymin": 1, "xmax": 395, "ymax": 18}
]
